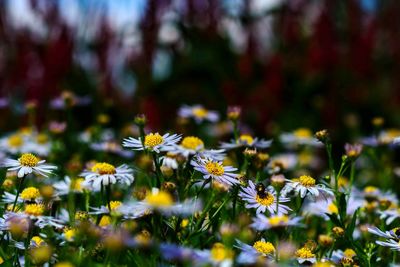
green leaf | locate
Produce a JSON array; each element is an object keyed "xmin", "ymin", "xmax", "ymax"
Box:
[{"xmin": 326, "ymin": 213, "xmax": 342, "ymax": 227}]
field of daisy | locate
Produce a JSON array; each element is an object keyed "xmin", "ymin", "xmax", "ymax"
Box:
[
  {"xmin": 3, "ymin": 1, "xmax": 400, "ymax": 267},
  {"xmin": 0, "ymin": 102, "xmax": 400, "ymax": 266}
]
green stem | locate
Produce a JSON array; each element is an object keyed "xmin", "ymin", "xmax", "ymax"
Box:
[
  {"xmin": 152, "ymin": 153, "xmax": 162, "ymax": 187},
  {"xmin": 348, "ymin": 162, "xmax": 356, "ymax": 194},
  {"xmin": 106, "ymin": 181, "xmax": 112, "ymax": 212},
  {"xmin": 326, "ymin": 143, "xmax": 335, "ymax": 183},
  {"xmin": 12, "ymin": 176, "xmax": 25, "ymax": 212}
]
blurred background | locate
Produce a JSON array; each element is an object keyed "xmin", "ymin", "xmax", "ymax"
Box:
[{"xmin": 0, "ymin": 0, "xmax": 397, "ymax": 138}]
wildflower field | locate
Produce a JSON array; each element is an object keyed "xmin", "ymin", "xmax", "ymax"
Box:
[
  {"xmin": 3, "ymin": 0, "xmax": 400, "ymax": 266},
  {"xmin": 1, "ymin": 101, "xmax": 400, "ymax": 267}
]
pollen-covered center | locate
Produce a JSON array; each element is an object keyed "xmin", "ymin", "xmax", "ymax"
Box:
[
  {"xmin": 145, "ymin": 191, "xmax": 174, "ymax": 207},
  {"xmin": 294, "ymin": 128, "xmax": 312, "ymax": 138},
  {"xmin": 8, "ymin": 134, "xmax": 23, "ymax": 147},
  {"xmin": 21, "ymin": 187, "xmax": 40, "ymax": 200},
  {"xmin": 268, "ymin": 215, "xmax": 289, "ymax": 226},
  {"xmin": 205, "ymin": 161, "xmax": 225, "ymax": 176},
  {"xmin": 327, "ymin": 203, "xmax": 338, "ymax": 214},
  {"xmin": 144, "ymin": 133, "xmax": 164, "ymax": 148},
  {"xmin": 193, "ymin": 107, "xmax": 208, "ymax": 118},
  {"xmin": 181, "ymin": 136, "xmax": 204, "ymax": 150},
  {"xmin": 91, "ymin": 162, "xmax": 116, "ymax": 175},
  {"xmin": 239, "ymin": 134, "xmax": 254, "ymax": 145},
  {"xmin": 253, "ymin": 240, "xmax": 275, "ymax": 254},
  {"xmin": 109, "ymin": 200, "xmax": 122, "ymax": 211},
  {"xmin": 19, "ymin": 153, "xmax": 40, "ymax": 167},
  {"xmin": 298, "ymin": 175, "xmax": 316, "ymax": 187},
  {"xmin": 25, "ymin": 204, "xmax": 45, "ymax": 216},
  {"xmin": 210, "ymin": 243, "xmax": 232, "ymax": 261},
  {"xmin": 295, "ymin": 247, "xmax": 315, "ymax": 259},
  {"xmin": 256, "ymin": 193, "xmax": 274, "ymax": 206}
]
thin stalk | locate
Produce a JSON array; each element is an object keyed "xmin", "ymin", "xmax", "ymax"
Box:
[
  {"xmin": 12, "ymin": 176, "xmax": 25, "ymax": 212},
  {"xmin": 152, "ymin": 153, "xmax": 162, "ymax": 187}
]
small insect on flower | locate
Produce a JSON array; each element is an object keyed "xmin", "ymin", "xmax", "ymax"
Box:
[
  {"xmin": 122, "ymin": 132, "xmax": 181, "ymax": 153},
  {"xmin": 282, "ymin": 175, "xmax": 333, "ymax": 199},
  {"xmin": 2, "ymin": 153, "xmax": 57, "ymax": 178},
  {"xmin": 250, "ymin": 214, "xmax": 303, "ymax": 231},
  {"xmin": 220, "ymin": 134, "xmax": 272, "ymax": 150},
  {"xmin": 178, "ymin": 104, "xmax": 219, "ymax": 123},
  {"xmin": 191, "ymin": 157, "xmax": 239, "ymax": 186},
  {"xmin": 235, "ymin": 238, "xmax": 275, "ymax": 265},
  {"xmin": 80, "ymin": 162, "xmax": 134, "ymax": 190},
  {"xmin": 239, "ymin": 180, "xmax": 291, "ymax": 214}
]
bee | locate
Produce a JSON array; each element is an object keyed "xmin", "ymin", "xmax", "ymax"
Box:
[{"xmin": 256, "ymin": 183, "xmax": 267, "ymax": 199}]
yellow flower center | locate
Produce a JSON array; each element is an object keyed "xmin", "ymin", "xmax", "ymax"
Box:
[
  {"xmin": 298, "ymin": 175, "xmax": 316, "ymax": 187},
  {"xmin": 99, "ymin": 215, "xmax": 111, "ymax": 227},
  {"xmin": 239, "ymin": 134, "xmax": 254, "ymax": 145},
  {"xmin": 19, "ymin": 153, "xmax": 40, "ymax": 167},
  {"xmin": 293, "ymin": 128, "xmax": 312, "ymax": 138},
  {"xmin": 255, "ymin": 193, "xmax": 274, "ymax": 207},
  {"xmin": 64, "ymin": 228, "xmax": 75, "ymax": 241},
  {"xmin": 268, "ymin": 215, "xmax": 289, "ymax": 226},
  {"xmin": 91, "ymin": 162, "xmax": 116, "ymax": 175},
  {"xmin": 343, "ymin": 248, "xmax": 356, "ymax": 258},
  {"xmin": 295, "ymin": 247, "xmax": 315, "ymax": 259},
  {"xmin": 71, "ymin": 178, "xmax": 85, "ymax": 191},
  {"xmin": 327, "ymin": 203, "xmax": 338, "ymax": 214},
  {"xmin": 25, "ymin": 204, "xmax": 45, "ymax": 216},
  {"xmin": 205, "ymin": 161, "xmax": 225, "ymax": 176},
  {"xmin": 145, "ymin": 191, "xmax": 174, "ymax": 207},
  {"xmin": 21, "ymin": 187, "xmax": 41, "ymax": 200},
  {"xmin": 364, "ymin": 186, "xmax": 377, "ymax": 194},
  {"xmin": 253, "ymin": 240, "xmax": 275, "ymax": 254},
  {"xmin": 36, "ymin": 134, "xmax": 49, "ymax": 144},
  {"xmin": 109, "ymin": 201, "xmax": 122, "ymax": 211},
  {"xmin": 8, "ymin": 135, "xmax": 23, "ymax": 147},
  {"xmin": 193, "ymin": 107, "xmax": 208, "ymax": 118},
  {"xmin": 210, "ymin": 243, "xmax": 233, "ymax": 261},
  {"xmin": 144, "ymin": 133, "xmax": 164, "ymax": 148},
  {"xmin": 181, "ymin": 136, "xmax": 204, "ymax": 150},
  {"xmin": 31, "ymin": 236, "xmax": 45, "ymax": 246}
]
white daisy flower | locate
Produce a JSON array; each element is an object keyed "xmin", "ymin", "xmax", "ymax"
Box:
[
  {"xmin": 368, "ymin": 226, "xmax": 400, "ymax": 251},
  {"xmin": 302, "ymin": 196, "xmax": 339, "ymax": 220},
  {"xmin": 191, "ymin": 157, "xmax": 239, "ymax": 186},
  {"xmin": 239, "ymin": 180, "xmax": 291, "ymax": 214},
  {"xmin": 129, "ymin": 188, "xmax": 202, "ymax": 216},
  {"xmin": 379, "ymin": 208, "xmax": 400, "ymax": 225},
  {"xmin": 193, "ymin": 243, "xmax": 233, "ymax": 267},
  {"xmin": 295, "ymin": 247, "xmax": 317, "ymax": 264},
  {"xmin": 90, "ymin": 141, "xmax": 134, "ymax": 158},
  {"xmin": 331, "ymin": 248, "xmax": 357, "ymax": 264},
  {"xmin": 174, "ymin": 136, "xmax": 205, "ymax": 157},
  {"xmin": 161, "ymin": 153, "xmax": 179, "ymax": 169},
  {"xmin": 220, "ymin": 134, "xmax": 272, "ymax": 150},
  {"xmin": 53, "ymin": 176, "xmax": 92, "ymax": 196},
  {"xmin": 280, "ymin": 128, "xmax": 322, "ymax": 147},
  {"xmin": 197, "ymin": 149, "xmax": 226, "ymax": 161},
  {"xmin": 234, "ymin": 238, "xmax": 275, "ymax": 265},
  {"xmin": 2, "ymin": 153, "xmax": 57, "ymax": 178},
  {"xmin": 178, "ymin": 104, "xmax": 219, "ymax": 123},
  {"xmin": 122, "ymin": 132, "xmax": 181, "ymax": 153},
  {"xmin": 250, "ymin": 214, "xmax": 302, "ymax": 231},
  {"xmin": 267, "ymin": 153, "xmax": 298, "ymax": 174},
  {"xmin": 80, "ymin": 162, "xmax": 134, "ymax": 190},
  {"xmin": 281, "ymin": 175, "xmax": 333, "ymax": 199}
]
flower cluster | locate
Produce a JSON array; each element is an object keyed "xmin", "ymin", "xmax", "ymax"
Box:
[{"xmin": 0, "ymin": 106, "xmax": 399, "ymax": 266}]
